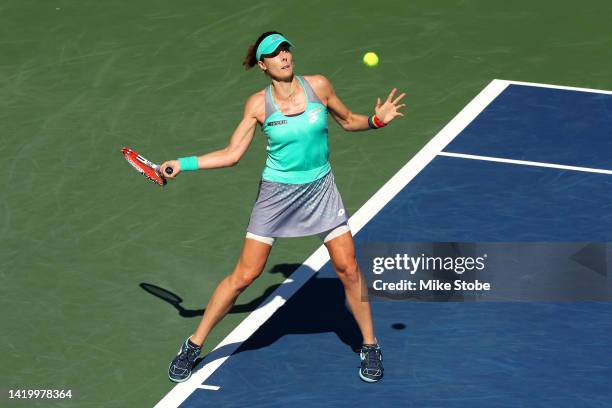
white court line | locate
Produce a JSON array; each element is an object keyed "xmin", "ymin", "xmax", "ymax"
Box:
[
  {"xmin": 196, "ymin": 385, "xmax": 220, "ymax": 391},
  {"xmin": 157, "ymin": 77, "xmax": 603, "ymax": 408},
  {"xmin": 439, "ymin": 152, "xmax": 612, "ymax": 175},
  {"xmin": 500, "ymin": 79, "xmax": 612, "ymax": 95}
]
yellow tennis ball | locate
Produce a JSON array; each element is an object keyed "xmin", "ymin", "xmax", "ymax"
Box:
[{"xmin": 363, "ymin": 52, "xmax": 379, "ymax": 67}]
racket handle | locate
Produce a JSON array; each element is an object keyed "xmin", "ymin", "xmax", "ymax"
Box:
[{"xmin": 165, "ymin": 167, "xmax": 174, "ymax": 175}]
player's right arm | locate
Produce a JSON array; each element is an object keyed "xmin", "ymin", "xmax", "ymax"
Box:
[{"xmin": 161, "ymin": 92, "xmax": 264, "ymax": 178}]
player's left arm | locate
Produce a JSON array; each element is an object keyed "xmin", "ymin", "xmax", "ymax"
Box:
[{"xmin": 308, "ymin": 75, "xmax": 406, "ymax": 132}]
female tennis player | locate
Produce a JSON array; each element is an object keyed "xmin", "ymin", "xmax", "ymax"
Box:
[{"xmin": 161, "ymin": 31, "xmax": 405, "ymax": 384}]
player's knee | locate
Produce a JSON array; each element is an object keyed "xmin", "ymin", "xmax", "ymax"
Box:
[
  {"xmin": 229, "ymin": 273, "xmax": 254, "ymax": 291},
  {"xmin": 335, "ymin": 259, "xmax": 360, "ymax": 285},
  {"xmin": 229, "ymin": 266, "xmax": 262, "ymax": 291}
]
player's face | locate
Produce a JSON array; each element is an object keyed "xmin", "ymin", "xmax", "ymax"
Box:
[{"xmin": 259, "ymin": 44, "xmax": 293, "ymax": 80}]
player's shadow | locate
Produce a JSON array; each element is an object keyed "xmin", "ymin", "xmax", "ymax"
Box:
[
  {"xmin": 190, "ymin": 264, "xmax": 363, "ymax": 371},
  {"xmin": 233, "ymin": 265, "xmax": 363, "ymax": 353},
  {"xmin": 139, "ymin": 263, "xmax": 300, "ymax": 317},
  {"xmin": 141, "ymin": 263, "xmax": 363, "ymax": 367}
]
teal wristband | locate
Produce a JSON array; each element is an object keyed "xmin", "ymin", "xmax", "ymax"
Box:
[{"xmin": 178, "ymin": 156, "xmax": 199, "ymax": 171}]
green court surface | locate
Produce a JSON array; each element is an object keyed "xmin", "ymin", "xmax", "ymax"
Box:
[{"xmin": 1, "ymin": 1, "xmax": 610, "ymax": 406}]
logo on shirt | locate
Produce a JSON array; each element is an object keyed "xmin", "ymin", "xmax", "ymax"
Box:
[
  {"xmin": 268, "ymin": 120, "xmax": 288, "ymax": 127},
  {"xmin": 308, "ymin": 107, "xmax": 322, "ymax": 124}
]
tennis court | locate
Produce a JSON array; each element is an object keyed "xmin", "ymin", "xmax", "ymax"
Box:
[
  {"xmin": 2, "ymin": 2, "xmax": 611, "ymax": 407},
  {"xmin": 157, "ymin": 80, "xmax": 612, "ymax": 407}
]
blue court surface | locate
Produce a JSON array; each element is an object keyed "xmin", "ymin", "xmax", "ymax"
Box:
[{"xmin": 157, "ymin": 80, "xmax": 612, "ymax": 407}]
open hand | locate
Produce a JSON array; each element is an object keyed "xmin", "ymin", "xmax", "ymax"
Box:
[{"xmin": 375, "ymin": 88, "xmax": 406, "ymax": 124}]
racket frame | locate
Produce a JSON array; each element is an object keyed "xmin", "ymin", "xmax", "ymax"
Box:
[{"xmin": 122, "ymin": 147, "xmax": 167, "ymax": 186}]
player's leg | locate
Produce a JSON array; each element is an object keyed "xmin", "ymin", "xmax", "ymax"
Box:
[
  {"xmin": 323, "ymin": 229, "xmax": 375, "ymax": 344},
  {"xmin": 191, "ymin": 236, "xmax": 273, "ymax": 345},
  {"xmin": 168, "ymin": 235, "xmax": 273, "ymax": 382},
  {"xmin": 323, "ymin": 227, "xmax": 383, "ymax": 383}
]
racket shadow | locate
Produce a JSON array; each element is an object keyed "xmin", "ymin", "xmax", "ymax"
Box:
[
  {"xmin": 143, "ymin": 263, "xmax": 362, "ymax": 369},
  {"xmin": 139, "ymin": 263, "xmax": 302, "ymax": 318}
]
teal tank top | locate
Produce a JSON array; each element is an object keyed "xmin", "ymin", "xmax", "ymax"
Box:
[{"xmin": 261, "ymin": 76, "xmax": 331, "ymax": 184}]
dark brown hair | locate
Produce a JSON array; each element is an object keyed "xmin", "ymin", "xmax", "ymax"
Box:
[{"xmin": 243, "ymin": 31, "xmax": 283, "ymax": 70}]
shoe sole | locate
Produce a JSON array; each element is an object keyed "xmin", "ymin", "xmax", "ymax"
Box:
[
  {"xmin": 168, "ymin": 361, "xmax": 193, "ymax": 383},
  {"xmin": 359, "ymin": 369, "xmax": 382, "ymax": 383},
  {"xmin": 168, "ymin": 371, "xmax": 192, "ymax": 383}
]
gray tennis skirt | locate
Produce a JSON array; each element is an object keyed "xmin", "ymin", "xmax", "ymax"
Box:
[{"xmin": 246, "ymin": 171, "xmax": 349, "ymax": 238}]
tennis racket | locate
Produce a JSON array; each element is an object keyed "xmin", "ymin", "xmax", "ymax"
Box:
[{"xmin": 121, "ymin": 147, "xmax": 174, "ymax": 186}]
